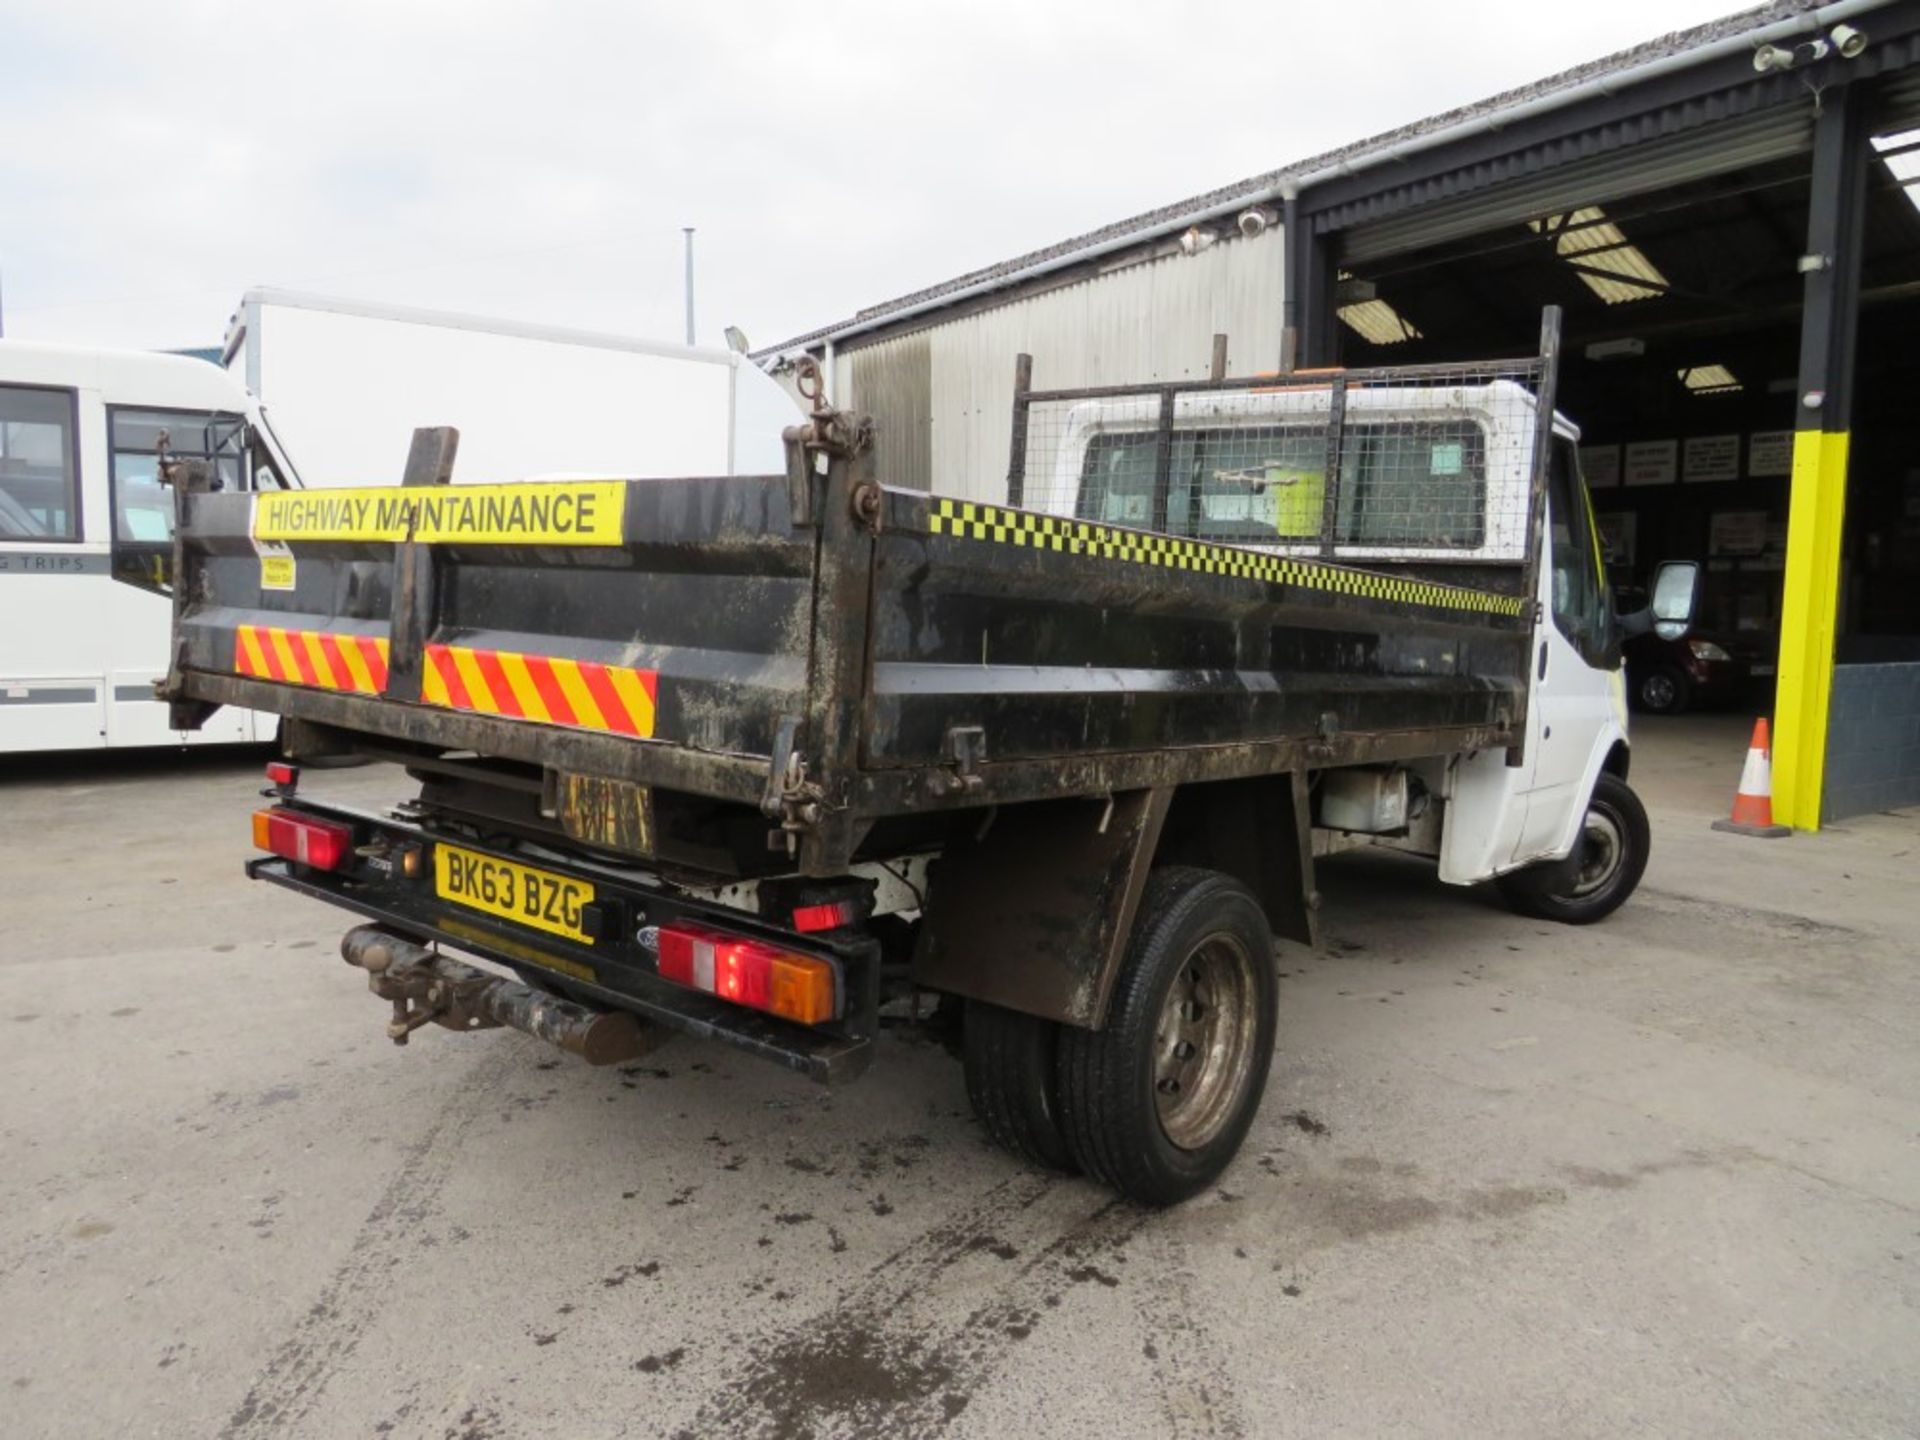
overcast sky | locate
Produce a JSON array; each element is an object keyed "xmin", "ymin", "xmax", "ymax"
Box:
[{"xmin": 1, "ymin": 0, "xmax": 1754, "ymax": 354}]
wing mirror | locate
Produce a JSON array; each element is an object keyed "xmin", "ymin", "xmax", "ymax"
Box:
[
  {"xmin": 1650, "ymin": 560, "xmax": 1701, "ymax": 638},
  {"xmin": 1618, "ymin": 560, "xmax": 1701, "ymax": 640}
]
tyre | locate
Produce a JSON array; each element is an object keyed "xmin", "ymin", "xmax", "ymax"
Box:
[
  {"xmin": 963, "ymin": 1000, "xmax": 1078, "ymax": 1174},
  {"xmin": 1635, "ymin": 666, "xmax": 1690, "ymax": 715},
  {"xmin": 1056, "ymin": 867, "xmax": 1277, "ymax": 1207},
  {"xmin": 1496, "ymin": 773, "xmax": 1650, "ymax": 925}
]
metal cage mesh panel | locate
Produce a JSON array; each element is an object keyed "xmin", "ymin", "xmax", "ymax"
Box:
[{"xmin": 1008, "ymin": 359, "xmax": 1547, "ymax": 566}]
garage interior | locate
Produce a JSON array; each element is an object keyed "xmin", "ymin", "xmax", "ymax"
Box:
[{"xmin": 1304, "ymin": 52, "xmax": 1920, "ymax": 824}]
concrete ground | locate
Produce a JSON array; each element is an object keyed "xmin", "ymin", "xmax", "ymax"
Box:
[{"xmin": 1, "ymin": 719, "xmax": 1915, "ymax": 1440}]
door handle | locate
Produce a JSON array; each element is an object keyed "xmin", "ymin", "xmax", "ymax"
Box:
[{"xmin": 1537, "ymin": 641, "xmax": 1549, "ymax": 680}]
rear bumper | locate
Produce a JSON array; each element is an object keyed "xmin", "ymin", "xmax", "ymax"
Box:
[{"xmin": 250, "ymin": 800, "xmax": 880, "ymax": 1084}]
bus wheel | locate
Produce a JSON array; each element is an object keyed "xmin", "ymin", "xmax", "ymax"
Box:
[
  {"xmin": 1057, "ymin": 867, "xmax": 1276, "ymax": 1207},
  {"xmin": 1496, "ymin": 774, "xmax": 1650, "ymax": 925}
]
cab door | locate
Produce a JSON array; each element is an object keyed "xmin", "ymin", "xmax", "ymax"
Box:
[{"xmin": 1513, "ymin": 436, "xmax": 1624, "ymax": 862}]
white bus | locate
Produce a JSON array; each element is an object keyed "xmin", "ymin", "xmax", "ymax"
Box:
[{"xmin": 0, "ymin": 341, "xmax": 287, "ymax": 752}]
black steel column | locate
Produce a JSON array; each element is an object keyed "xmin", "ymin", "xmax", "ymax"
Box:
[
  {"xmin": 1796, "ymin": 83, "xmax": 1871, "ymax": 438},
  {"xmin": 1283, "ymin": 194, "xmax": 1337, "ymax": 369}
]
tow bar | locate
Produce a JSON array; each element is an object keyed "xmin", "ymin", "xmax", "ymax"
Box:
[{"xmin": 339, "ymin": 925, "xmax": 661, "ymax": 1066}]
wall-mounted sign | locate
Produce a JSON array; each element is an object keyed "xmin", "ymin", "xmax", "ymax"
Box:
[
  {"xmin": 1580, "ymin": 445, "xmax": 1622, "ymax": 489},
  {"xmin": 1748, "ymin": 430, "xmax": 1793, "ymax": 478},
  {"xmin": 1709, "ymin": 509, "xmax": 1769, "ymax": 557},
  {"xmin": 1683, "ymin": 433, "xmax": 1741, "ymax": 483},
  {"xmin": 1624, "ymin": 439, "xmax": 1678, "ymax": 487}
]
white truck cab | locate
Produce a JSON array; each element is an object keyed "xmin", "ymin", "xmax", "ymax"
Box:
[{"xmin": 1043, "ymin": 379, "xmax": 1691, "ymax": 918}]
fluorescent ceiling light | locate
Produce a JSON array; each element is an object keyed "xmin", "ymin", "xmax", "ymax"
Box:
[
  {"xmin": 1530, "ymin": 206, "xmax": 1669, "ymax": 304},
  {"xmin": 1338, "ymin": 298, "xmax": 1422, "ymax": 345},
  {"xmin": 1678, "ymin": 364, "xmax": 1742, "ymax": 395},
  {"xmin": 1872, "ymin": 128, "xmax": 1920, "ymax": 216}
]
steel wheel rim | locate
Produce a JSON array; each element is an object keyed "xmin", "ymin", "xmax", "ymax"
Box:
[
  {"xmin": 1152, "ymin": 933, "xmax": 1258, "ymax": 1152},
  {"xmin": 1642, "ymin": 673, "xmax": 1676, "ymax": 710},
  {"xmin": 1568, "ymin": 803, "xmax": 1625, "ymax": 898}
]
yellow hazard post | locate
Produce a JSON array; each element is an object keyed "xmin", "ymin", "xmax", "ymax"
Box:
[{"xmin": 1772, "ymin": 431, "xmax": 1849, "ymax": 830}]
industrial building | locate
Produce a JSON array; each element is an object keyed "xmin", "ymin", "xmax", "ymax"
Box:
[{"xmin": 764, "ymin": 0, "xmax": 1920, "ymax": 830}]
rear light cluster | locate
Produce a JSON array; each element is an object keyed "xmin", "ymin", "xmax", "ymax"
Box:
[
  {"xmin": 251, "ymin": 806, "xmax": 354, "ymax": 871},
  {"xmin": 655, "ymin": 923, "xmax": 838, "ymax": 1026}
]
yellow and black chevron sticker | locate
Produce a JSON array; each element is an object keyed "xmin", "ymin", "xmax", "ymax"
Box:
[{"xmin": 925, "ymin": 499, "xmax": 1527, "ymax": 618}]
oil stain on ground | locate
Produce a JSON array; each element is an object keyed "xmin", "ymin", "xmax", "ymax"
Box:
[{"xmin": 678, "ymin": 1176, "xmax": 1167, "ymax": 1440}]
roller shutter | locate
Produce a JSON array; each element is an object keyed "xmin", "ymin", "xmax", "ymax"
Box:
[{"xmin": 1335, "ymin": 106, "xmax": 1816, "ymax": 265}]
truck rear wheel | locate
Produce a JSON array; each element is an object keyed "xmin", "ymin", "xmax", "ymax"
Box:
[
  {"xmin": 1057, "ymin": 867, "xmax": 1276, "ymax": 1207},
  {"xmin": 963, "ymin": 1000, "xmax": 1078, "ymax": 1173},
  {"xmin": 1496, "ymin": 773, "xmax": 1650, "ymax": 925}
]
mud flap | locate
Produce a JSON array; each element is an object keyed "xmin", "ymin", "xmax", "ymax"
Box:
[{"xmin": 911, "ymin": 788, "xmax": 1172, "ymax": 1030}]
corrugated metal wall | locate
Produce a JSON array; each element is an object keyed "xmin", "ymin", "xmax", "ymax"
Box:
[
  {"xmin": 832, "ymin": 226, "xmax": 1284, "ymax": 500},
  {"xmin": 850, "ymin": 333, "xmax": 932, "ymax": 492}
]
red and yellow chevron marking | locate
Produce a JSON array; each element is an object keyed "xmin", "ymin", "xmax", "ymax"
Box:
[
  {"xmin": 235, "ymin": 624, "xmax": 390, "ymax": 694},
  {"xmin": 421, "ymin": 643, "xmax": 658, "ymax": 738}
]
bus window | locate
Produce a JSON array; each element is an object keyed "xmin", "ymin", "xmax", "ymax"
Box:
[
  {"xmin": 108, "ymin": 407, "xmax": 246, "ymax": 593},
  {"xmin": 0, "ymin": 386, "xmax": 80, "ymax": 541},
  {"xmin": 109, "ymin": 408, "xmax": 246, "ymax": 544}
]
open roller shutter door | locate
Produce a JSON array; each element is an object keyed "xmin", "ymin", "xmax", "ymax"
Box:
[{"xmin": 1335, "ymin": 106, "xmax": 1815, "ymax": 266}]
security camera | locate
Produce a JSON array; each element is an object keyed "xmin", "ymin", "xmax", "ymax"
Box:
[
  {"xmin": 1179, "ymin": 225, "xmax": 1220, "ymax": 257},
  {"xmin": 1237, "ymin": 206, "xmax": 1277, "ymax": 239},
  {"xmin": 1795, "ymin": 37, "xmax": 1832, "ymax": 65},
  {"xmin": 1752, "ymin": 42, "xmax": 1793, "ymax": 72},
  {"xmin": 1830, "ymin": 23, "xmax": 1867, "ymax": 58}
]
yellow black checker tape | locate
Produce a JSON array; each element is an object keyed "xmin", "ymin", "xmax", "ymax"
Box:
[{"xmin": 925, "ymin": 499, "xmax": 1528, "ymax": 618}]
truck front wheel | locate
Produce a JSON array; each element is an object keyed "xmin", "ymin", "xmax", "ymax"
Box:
[
  {"xmin": 1057, "ymin": 867, "xmax": 1277, "ymax": 1206},
  {"xmin": 1496, "ymin": 773, "xmax": 1650, "ymax": 925}
]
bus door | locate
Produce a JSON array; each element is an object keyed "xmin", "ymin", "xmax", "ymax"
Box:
[{"xmin": 100, "ymin": 407, "xmax": 256, "ymax": 746}]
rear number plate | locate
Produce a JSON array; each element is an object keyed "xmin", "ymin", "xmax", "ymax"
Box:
[{"xmin": 434, "ymin": 843, "xmax": 596, "ymax": 944}]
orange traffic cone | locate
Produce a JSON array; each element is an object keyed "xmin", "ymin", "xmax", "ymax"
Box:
[{"xmin": 1712, "ymin": 718, "xmax": 1791, "ymax": 838}]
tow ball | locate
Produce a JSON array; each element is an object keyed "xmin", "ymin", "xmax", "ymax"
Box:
[{"xmin": 338, "ymin": 925, "xmax": 660, "ymax": 1066}]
